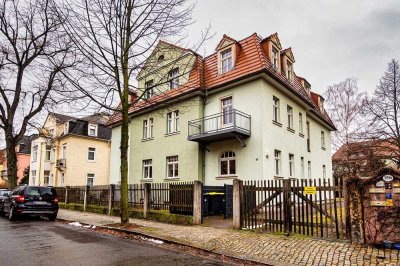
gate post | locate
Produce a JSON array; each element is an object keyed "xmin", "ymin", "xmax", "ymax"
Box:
[
  {"xmin": 83, "ymin": 185, "xmax": 89, "ymax": 212},
  {"xmin": 233, "ymin": 179, "xmax": 243, "ymax": 230},
  {"xmin": 143, "ymin": 183, "xmax": 151, "ymax": 219},
  {"xmin": 193, "ymin": 181, "xmax": 203, "ymax": 225},
  {"xmin": 108, "ymin": 184, "xmax": 115, "ymax": 215},
  {"xmin": 283, "ymin": 179, "xmax": 292, "ymax": 235}
]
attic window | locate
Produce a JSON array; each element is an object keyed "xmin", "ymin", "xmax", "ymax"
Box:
[
  {"xmin": 168, "ymin": 68, "xmax": 179, "ymax": 89},
  {"xmin": 220, "ymin": 48, "xmax": 233, "ymax": 74},
  {"xmin": 88, "ymin": 124, "xmax": 98, "ymax": 137},
  {"xmin": 286, "ymin": 61, "xmax": 293, "ymax": 81},
  {"xmin": 157, "ymin": 55, "xmax": 164, "ymax": 63},
  {"xmin": 272, "ymin": 46, "xmax": 279, "ymax": 70},
  {"xmin": 64, "ymin": 122, "xmax": 69, "ymax": 134}
]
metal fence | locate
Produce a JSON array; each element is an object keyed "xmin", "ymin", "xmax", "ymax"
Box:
[{"xmin": 241, "ymin": 177, "xmax": 345, "ymax": 239}]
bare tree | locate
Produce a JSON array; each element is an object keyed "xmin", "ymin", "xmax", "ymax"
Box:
[
  {"xmin": 0, "ymin": 0, "xmax": 74, "ymax": 189},
  {"xmin": 364, "ymin": 59, "xmax": 400, "ymax": 165},
  {"xmin": 57, "ymin": 0, "xmax": 210, "ymax": 225},
  {"xmin": 324, "ymin": 78, "xmax": 366, "ymax": 175}
]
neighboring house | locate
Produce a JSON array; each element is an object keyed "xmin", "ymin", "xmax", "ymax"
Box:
[
  {"xmin": 0, "ymin": 135, "xmax": 34, "ymax": 186},
  {"xmin": 332, "ymin": 139, "xmax": 398, "ymax": 177},
  {"xmin": 29, "ymin": 112, "xmax": 111, "ymax": 187},
  {"xmin": 108, "ymin": 33, "xmax": 335, "ymax": 186},
  {"xmin": 0, "ymin": 149, "xmax": 6, "ymax": 188}
]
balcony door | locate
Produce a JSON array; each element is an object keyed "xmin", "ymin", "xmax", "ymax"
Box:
[{"xmin": 221, "ymin": 96, "xmax": 233, "ymax": 128}]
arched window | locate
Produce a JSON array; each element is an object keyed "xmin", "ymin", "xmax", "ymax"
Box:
[
  {"xmin": 157, "ymin": 55, "xmax": 165, "ymax": 62},
  {"xmin": 220, "ymin": 151, "xmax": 236, "ymax": 176}
]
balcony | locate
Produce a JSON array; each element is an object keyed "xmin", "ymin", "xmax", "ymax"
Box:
[
  {"xmin": 56, "ymin": 159, "xmax": 66, "ymax": 168},
  {"xmin": 188, "ymin": 109, "xmax": 251, "ymax": 145},
  {"xmin": 0, "ymin": 170, "xmax": 8, "ymax": 179}
]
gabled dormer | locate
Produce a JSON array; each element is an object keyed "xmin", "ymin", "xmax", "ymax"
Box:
[
  {"xmin": 264, "ymin": 33, "xmax": 282, "ymax": 71},
  {"xmin": 298, "ymin": 77, "xmax": 312, "ymax": 96},
  {"xmin": 216, "ymin": 35, "xmax": 239, "ymax": 74},
  {"xmin": 280, "ymin": 47, "xmax": 295, "ymax": 82}
]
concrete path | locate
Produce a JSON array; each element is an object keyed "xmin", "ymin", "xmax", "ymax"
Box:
[{"xmin": 58, "ymin": 209, "xmax": 400, "ymax": 266}]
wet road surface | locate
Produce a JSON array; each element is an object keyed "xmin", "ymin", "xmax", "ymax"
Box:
[{"xmin": 0, "ymin": 216, "xmax": 230, "ymax": 266}]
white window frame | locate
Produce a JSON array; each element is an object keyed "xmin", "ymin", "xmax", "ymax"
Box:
[
  {"xmin": 88, "ymin": 124, "xmax": 98, "ymax": 137},
  {"xmin": 50, "ymin": 148, "xmax": 56, "ymax": 163},
  {"xmin": 169, "ymin": 68, "xmax": 179, "ymax": 89},
  {"xmin": 143, "ymin": 159, "xmax": 153, "ymax": 180},
  {"xmin": 45, "ymin": 146, "xmax": 51, "ymax": 161},
  {"xmin": 64, "ymin": 122, "xmax": 69, "ymax": 134},
  {"xmin": 87, "ymin": 173, "xmax": 95, "ymax": 187},
  {"xmin": 221, "ymin": 96, "xmax": 233, "ymax": 126},
  {"xmin": 31, "ymin": 170, "xmax": 37, "ymax": 185},
  {"xmin": 287, "ymin": 105, "xmax": 293, "ymax": 129},
  {"xmin": 220, "ymin": 48, "xmax": 233, "ymax": 73},
  {"xmin": 166, "ymin": 156, "xmax": 179, "ymax": 179},
  {"xmin": 220, "ymin": 151, "xmax": 236, "ymax": 176},
  {"xmin": 143, "ymin": 118, "xmax": 154, "ymax": 139},
  {"xmin": 273, "ymin": 96, "xmax": 280, "ymax": 123},
  {"xmin": 49, "ymin": 128, "xmax": 54, "ymax": 136},
  {"xmin": 32, "ymin": 145, "xmax": 38, "ymax": 162},
  {"xmin": 287, "ymin": 61, "xmax": 293, "ymax": 81},
  {"xmin": 274, "ymin": 150, "xmax": 281, "ymax": 176},
  {"xmin": 62, "ymin": 144, "xmax": 67, "ymax": 159},
  {"xmin": 299, "ymin": 113, "xmax": 303, "ymax": 134},
  {"xmin": 272, "ymin": 46, "xmax": 279, "ymax": 70},
  {"xmin": 300, "ymin": 157, "xmax": 305, "ymax": 179},
  {"xmin": 145, "ymin": 80, "xmax": 154, "ymax": 99},
  {"xmin": 167, "ymin": 110, "xmax": 179, "ymax": 134},
  {"xmin": 289, "ymin": 154, "xmax": 294, "ymax": 178},
  {"xmin": 43, "ymin": 171, "xmax": 50, "ymax": 186},
  {"xmin": 321, "ymin": 131, "xmax": 326, "ymax": 149},
  {"xmin": 88, "ymin": 147, "xmax": 96, "ymax": 161}
]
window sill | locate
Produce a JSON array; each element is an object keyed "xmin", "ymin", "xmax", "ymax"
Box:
[
  {"xmin": 164, "ymin": 178, "xmax": 180, "ymax": 181},
  {"xmin": 164, "ymin": 131, "xmax": 180, "ymax": 137},
  {"xmin": 299, "ymin": 133, "xmax": 304, "ymax": 138},
  {"xmin": 274, "ymin": 176, "xmax": 284, "ymax": 179},
  {"xmin": 272, "ymin": 120, "xmax": 282, "ymax": 127},
  {"xmin": 215, "ymin": 175, "xmax": 238, "ymax": 180},
  {"xmin": 141, "ymin": 179, "xmax": 153, "ymax": 182},
  {"xmin": 142, "ymin": 137, "xmax": 154, "ymax": 142},
  {"xmin": 87, "ymin": 160, "xmax": 96, "ymax": 163},
  {"xmin": 287, "ymin": 127, "xmax": 295, "ymax": 133}
]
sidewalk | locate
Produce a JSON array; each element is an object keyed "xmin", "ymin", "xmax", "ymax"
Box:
[{"xmin": 58, "ymin": 209, "xmax": 400, "ymax": 266}]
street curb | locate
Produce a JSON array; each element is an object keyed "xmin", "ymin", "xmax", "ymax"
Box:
[{"xmin": 57, "ymin": 218, "xmax": 281, "ymax": 266}]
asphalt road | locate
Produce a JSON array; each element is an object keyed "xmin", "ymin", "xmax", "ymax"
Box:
[{"xmin": 0, "ymin": 216, "xmax": 230, "ymax": 266}]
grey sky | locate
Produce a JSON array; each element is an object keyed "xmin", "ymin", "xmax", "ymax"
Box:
[{"xmin": 188, "ymin": 0, "xmax": 400, "ymax": 95}]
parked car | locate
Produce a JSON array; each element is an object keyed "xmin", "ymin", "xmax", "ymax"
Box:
[
  {"xmin": 2, "ymin": 186, "xmax": 59, "ymax": 221},
  {"xmin": 0, "ymin": 189, "xmax": 11, "ymax": 214}
]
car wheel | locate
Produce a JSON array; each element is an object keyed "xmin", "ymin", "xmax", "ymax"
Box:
[
  {"xmin": 8, "ymin": 205, "xmax": 17, "ymax": 221},
  {"xmin": 48, "ymin": 214, "xmax": 57, "ymax": 221}
]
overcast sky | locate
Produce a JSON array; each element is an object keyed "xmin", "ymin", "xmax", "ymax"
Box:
[{"xmin": 188, "ymin": 0, "xmax": 400, "ymax": 95}]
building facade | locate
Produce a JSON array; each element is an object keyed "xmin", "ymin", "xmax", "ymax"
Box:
[
  {"xmin": 108, "ymin": 33, "xmax": 335, "ymax": 186},
  {"xmin": 29, "ymin": 113, "xmax": 111, "ymax": 187}
]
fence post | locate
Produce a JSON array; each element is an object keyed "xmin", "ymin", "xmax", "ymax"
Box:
[
  {"xmin": 143, "ymin": 183, "xmax": 151, "ymax": 219},
  {"xmin": 193, "ymin": 181, "xmax": 203, "ymax": 225},
  {"xmin": 108, "ymin": 184, "xmax": 115, "ymax": 215},
  {"xmin": 233, "ymin": 179, "xmax": 243, "ymax": 230},
  {"xmin": 83, "ymin": 185, "xmax": 89, "ymax": 212},
  {"xmin": 283, "ymin": 179, "xmax": 292, "ymax": 235},
  {"xmin": 65, "ymin": 186, "xmax": 69, "ymax": 205}
]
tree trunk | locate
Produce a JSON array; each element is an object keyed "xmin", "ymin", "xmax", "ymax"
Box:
[
  {"xmin": 119, "ymin": 104, "xmax": 130, "ymax": 225},
  {"xmin": 5, "ymin": 132, "xmax": 18, "ymax": 189}
]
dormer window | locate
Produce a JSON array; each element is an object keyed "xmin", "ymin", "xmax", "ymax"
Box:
[
  {"xmin": 286, "ymin": 61, "xmax": 293, "ymax": 81},
  {"xmin": 272, "ymin": 47, "xmax": 279, "ymax": 70},
  {"xmin": 168, "ymin": 68, "xmax": 179, "ymax": 89},
  {"xmin": 220, "ymin": 48, "xmax": 233, "ymax": 74},
  {"xmin": 88, "ymin": 124, "xmax": 98, "ymax": 137},
  {"xmin": 64, "ymin": 122, "xmax": 69, "ymax": 135},
  {"xmin": 319, "ymin": 98, "xmax": 325, "ymax": 113}
]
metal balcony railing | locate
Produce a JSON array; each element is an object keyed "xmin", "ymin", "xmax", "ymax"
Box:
[
  {"xmin": 188, "ymin": 109, "xmax": 251, "ymax": 143},
  {"xmin": 56, "ymin": 159, "xmax": 67, "ymax": 168}
]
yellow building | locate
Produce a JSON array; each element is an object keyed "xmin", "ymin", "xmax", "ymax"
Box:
[{"xmin": 29, "ymin": 113, "xmax": 111, "ymax": 186}]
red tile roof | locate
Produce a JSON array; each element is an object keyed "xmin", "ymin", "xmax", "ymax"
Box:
[{"xmin": 108, "ymin": 33, "xmax": 335, "ymax": 130}]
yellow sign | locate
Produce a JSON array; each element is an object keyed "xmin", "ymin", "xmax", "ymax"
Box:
[
  {"xmin": 370, "ymin": 201, "xmax": 386, "ymax": 206},
  {"xmin": 386, "ymin": 199, "xmax": 394, "ymax": 207},
  {"xmin": 304, "ymin": 186, "xmax": 317, "ymax": 195},
  {"xmin": 369, "ymin": 188, "xmax": 385, "ymax": 193}
]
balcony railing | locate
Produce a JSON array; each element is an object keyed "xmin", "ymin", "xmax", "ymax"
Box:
[
  {"xmin": 188, "ymin": 109, "xmax": 251, "ymax": 143},
  {"xmin": 0, "ymin": 170, "xmax": 8, "ymax": 178},
  {"xmin": 56, "ymin": 159, "xmax": 67, "ymax": 168}
]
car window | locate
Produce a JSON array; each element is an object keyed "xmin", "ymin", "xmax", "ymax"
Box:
[
  {"xmin": 0, "ymin": 190, "xmax": 11, "ymax": 196},
  {"xmin": 10, "ymin": 188, "xmax": 20, "ymax": 196},
  {"xmin": 26, "ymin": 187, "xmax": 56, "ymax": 199}
]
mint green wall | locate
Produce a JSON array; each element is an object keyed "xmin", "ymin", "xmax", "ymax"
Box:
[{"xmin": 128, "ymin": 96, "xmax": 203, "ymax": 183}]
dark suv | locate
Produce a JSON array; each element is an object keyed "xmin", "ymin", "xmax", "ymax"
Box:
[{"xmin": 1, "ymin": 186, "xmax": 59, "ymax": 221}]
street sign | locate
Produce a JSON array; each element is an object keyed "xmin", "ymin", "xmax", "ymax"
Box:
[{"xmin": 304, "ymin": 186, "xmax": 317, "ymax": 195}]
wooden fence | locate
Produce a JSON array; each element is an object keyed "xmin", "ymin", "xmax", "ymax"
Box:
[{"xmin": 241, "ymin": 177, "xmax": 345, "ymax": 239}]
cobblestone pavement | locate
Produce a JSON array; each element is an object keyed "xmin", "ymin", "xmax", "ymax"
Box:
[{"xmin": 58, "ymin": 209, "xmax": 400, "ymax": 266}]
